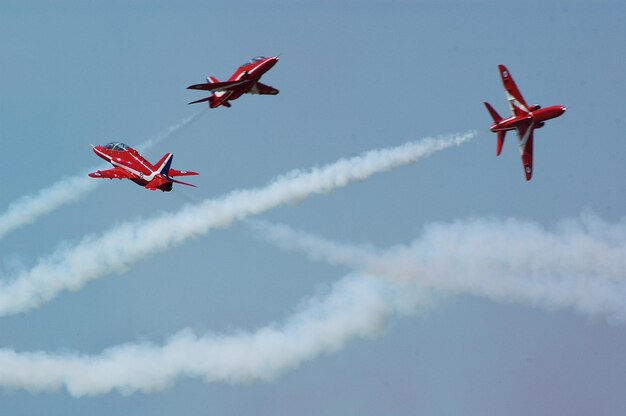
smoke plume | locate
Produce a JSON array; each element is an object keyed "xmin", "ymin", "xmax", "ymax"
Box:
[
  {"xmin": 0, "ymin": 132, "xmax": 474, "ymax": 316},
  {"xmin": 249, "ymin": 214, "xmax": 626, "ymax": 322},
  {"xmin": 0, "ymin": 274, "xmax": 432, "ymax": 396}
]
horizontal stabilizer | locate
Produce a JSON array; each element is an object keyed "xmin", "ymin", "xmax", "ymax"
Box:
[
  {"xmin": 484, "ymin": 102, "xmax": 502, "ymax": 122},
  {"xmin": 168, "ymin": 177, "xmax": 197, "ymax": 187},
  {"xmin": 496, "ymin": 131, "xmax": 506, "ymax": 156},
  {"xmin": 168, "ymin": 169, "xmax": 199, "ymax": 177},
  {"xmin": 145, "ymin": 174, "xmax": 197, "ymax": 191}
]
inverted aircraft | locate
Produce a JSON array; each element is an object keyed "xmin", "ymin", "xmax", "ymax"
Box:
[
  {"xmin": 88, "ymin": 142, "xmax": 198, "ymax": 192},
  {"xmin": 484, "ymin": 65, "xmax": 566, "ymax": 180},
  {"xmin": 187, "ymin": 56, "xmax": 279, "ymax": 108}
]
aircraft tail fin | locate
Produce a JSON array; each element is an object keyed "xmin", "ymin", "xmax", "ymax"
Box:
[
  {"xmin": 484, "ymin": 102, "xmax": 502, "ymax": 123},
  {"xmin": 206, "ymin": 76, "xmax": 220, "ymax": 84},
  {"xmin": 153, "ymin": 153, "xmax": 173, "ymax": 175}
]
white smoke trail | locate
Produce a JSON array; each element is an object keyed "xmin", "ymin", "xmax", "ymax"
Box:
[
  {"xmin": 0, "ymin": 111, "xmax": 203, "ymax": 240},
  {"xmin": 249, "ymin": 214, "xmax": 626, "ymax": 322},
  {"xmin": 0, "ymin": 132, "xmax": 474, "ymax": 316},
  {"xmin": 0, "ymin": 274, "xmax": 433, "ymax": 396},
  {"xmin": 135, "ymin": 111, "xmax": 204, "ymax": 153}
]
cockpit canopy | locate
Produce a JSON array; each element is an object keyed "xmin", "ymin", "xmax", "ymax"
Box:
[
  {"xmin": 103, "ymin": 142, "xmax": 129, "ymax": 151},
  {"xmin": 242, "ymin": 56, "xmax": 266, "ymax": 66}
]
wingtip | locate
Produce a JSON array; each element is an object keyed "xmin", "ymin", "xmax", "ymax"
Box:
[{"xmin": 524, "ymin": 166, "xmax": 533, "ymax": 181}]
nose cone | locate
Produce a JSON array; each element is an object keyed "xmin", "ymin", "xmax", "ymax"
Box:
[
  {"xmin": 265, "ymin": 56, "xmax": 279, "ymax": 69},
  {"xmin": 92, "ymin": 145, "xmax": 110, "ymax": 161},
  {"xmin": 554, "ymin": 105, "xmax": 567, "ymax": 118}
]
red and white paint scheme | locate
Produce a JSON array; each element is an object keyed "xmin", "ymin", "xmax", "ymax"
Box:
[
  {"xmin": 484, "ymin": 64, "xmax": 566, "ymax": 181},
  {"xmin": 187, "ymin": 56, "xmax": 279, "ymax": 108},
  {"xmin": 88, "ymin": 142, "xmax": 199, "ymax": 192}
]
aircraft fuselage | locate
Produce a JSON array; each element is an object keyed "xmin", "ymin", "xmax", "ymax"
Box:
[
  {"xmin": 187, "ymin": 56, "xmax": 279, "ymax": 108},
  {"xmin": 222, "ymin": 56, "xmax": 279, "ymax": 101},
  {"xmin": 88, "ymin": 142, "xmax": 198, "ymax": 192},
  {"xmin": 490, "ymin": 105, "xmax": 567, "ymax": 132}
]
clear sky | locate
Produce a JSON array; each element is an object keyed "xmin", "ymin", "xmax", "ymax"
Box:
[{"xmin": 1, "ymin": 0, "xmax": 625, "ymax": 414}]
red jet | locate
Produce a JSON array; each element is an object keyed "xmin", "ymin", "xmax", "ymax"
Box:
[
  {"xmin": 88, "ymin": 142, "xmax": 198, "ymax": 192},
  {"xmin": 484, "ymin": 65, "xmax": 566, "ymax": 180},
  {"xmin": 187, "ymin": 56, "xmax": 279, "ymax": 108}
]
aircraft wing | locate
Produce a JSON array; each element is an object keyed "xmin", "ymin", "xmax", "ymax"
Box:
[
  {"xmin": 168, "ymin": 168, "xmax": 199, "ymax": 177},
  {"xmin": 88, "ymin": 167, "xmax": 137, "ymax": 180},
  {"xmin": 250, "ymin": 82, "xmax": 279, "ymax": 95},
  {"xmin": 188, "ymin": 90, "xmax": 235, "ymax": 106},
  {"xmin": 188, "ymin": 96, "xmax": 212, "ymax": 105},
  {"xmin": 499, "ymin": 64, "xmax": 530, "ymax": 117},
  {"xmin": 187, "ymin": 80, "xmax": 250, "ymax": 92},
  {"xmin": 515, "ymin": 121, "xmax": 535, "ymax": 181}
]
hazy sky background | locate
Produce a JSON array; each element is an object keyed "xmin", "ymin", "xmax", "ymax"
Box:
[{"xmin": 1, "ymin": 1, "xmax": 625, "ymax": 414}]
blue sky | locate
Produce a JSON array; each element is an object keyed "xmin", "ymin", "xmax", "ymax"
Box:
[{"xmin": 1, "ymin": 1, "xmax": 625, "ymax": 414}]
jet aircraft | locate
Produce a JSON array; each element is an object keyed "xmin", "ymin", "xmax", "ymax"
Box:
[
  {"xmin": 187, "ymin": 56, "xmax": 279, "ymax": 108},
  {"xmin": 88, "ymin": 142, "xmax": 198, "ymax": 192},
  {"xmin": 484, "ymin": 64, "xmax": 566, "ymax": 180}
]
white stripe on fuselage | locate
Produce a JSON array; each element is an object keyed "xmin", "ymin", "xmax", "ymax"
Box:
[
  {"xmin": 94, "ymin": 147, "xmax": 161, "ymax": 182},
  {"xmin": 506, "ymin": 91, "xmax": 529, "ymax": 115},
  {"xmin": 213, "ymin": 59, "xmax": 273, "ymax": 104},
  {"xmin": 233, "ymin": 59, "xmax": 270, "ymax": 81}
]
